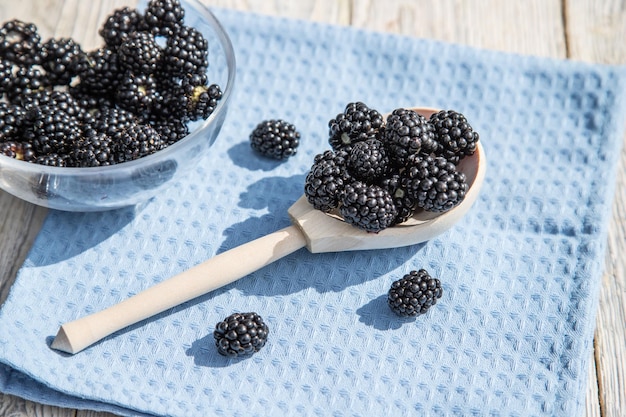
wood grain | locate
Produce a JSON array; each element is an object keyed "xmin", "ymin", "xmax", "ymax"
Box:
[
  {"xmin": 0, "ymin": 0, "xmax": 623, "ymax": 416},
  {"xmin": 564, "ymin": 1, "xmax": 626, "ymax": 416}
]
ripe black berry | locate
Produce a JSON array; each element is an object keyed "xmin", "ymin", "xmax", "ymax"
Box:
[
  {"xmin": 304, "ymin": 149, "xmax": 350, "ymax": 212},
  {"xmin": 144, "ymin": 0, "xmax": 185, "ymax": 36},
  {"xmin": 115, "ymin": 123, "xmax": 165, "ymax": 162},
  {"xmin": 347, "ymin": 138, "xmax": 391, "ymax": 182},
  {"xmin": 41, "ymin": 37, "xmax": 85, "ymax": 85},
  {"xmin": 74, "ymin": 47, "xmax": 124, "ymax": 96},
  {"xmin": 163, "ymin": 25, "xmax": 208, "ymax": 77},
  {"xmin": 388, "ymin": 269, "xmax": 443, "ymax": 317},
  {"xmin": 378, "ymin": 173, "xmax": 416, "ymax": 225},
  {"xmin": 99, "ymin": 7, "xmax": 146, "ymax": 49},
  {"xmin": 383, "ymin": 108, "xmax": 437, "ymax": 167},
  {"xmin": 249, "ymin": 119, "xmax": 300, "ymax": 160},
  {"xmin": 328, "ymin": 102, "xmax": 384, "ymax": 152},
  {"xmin": 117, "ymin": 31, "xmax": 162, "ymax": 75},
  {"xmin": 401, "ymin": 154, "xmax": 468, "ymax": 213},
  {"xmin": 430, "ymin": 110, "xmax": 479, "ymax": 164},
  {"xmin": 0, "ymin": 19, "xmax": 42, "ymax": 65},
  {"xmin": 340, "ymin": 180, "xmax": 398, "ymax": 232},
  {"xmin": 70, "ymin": 130, "xmax": 115, "ymax": 167},
  {"xmin": 214, "ymin": 312, "xmax": 269, "ymax": 358},
  {"xmin": 116, "ymin": 71, "xmax": 159, "ymax": 116}
]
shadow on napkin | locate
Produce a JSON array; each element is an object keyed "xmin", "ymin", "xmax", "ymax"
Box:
[{"xmin": 28, "ymin": 207, "xmax": 137, "ymax": 267}]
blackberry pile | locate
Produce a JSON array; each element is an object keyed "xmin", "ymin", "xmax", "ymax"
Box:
[
  {"xmin": 213, "ymin": 312, "xmax": 269, "ymax": 358},
  {"xmin": 304, "ymin": 102, "xmax": 479, "ymax": 232},
  {"xmin": 0, "ymin": 0, "xmax": 222, "ymax": 167}
]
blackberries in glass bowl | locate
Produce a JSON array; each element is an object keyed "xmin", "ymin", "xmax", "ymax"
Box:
[{"xmin": 0, "ymin": 0, "xmax": 235, "ymax": 211}]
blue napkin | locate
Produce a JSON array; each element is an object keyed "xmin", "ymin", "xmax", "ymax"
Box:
[{"xmin": 2, "ymin": 6, "xmax": 626, "ymax": 417}]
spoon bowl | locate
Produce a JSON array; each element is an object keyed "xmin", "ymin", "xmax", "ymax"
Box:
[{"xmin": 51, "ymin": 107, "xmax": 486, "ymax": 354}]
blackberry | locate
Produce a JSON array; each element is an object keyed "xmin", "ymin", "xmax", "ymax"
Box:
[
  {"xmin": 40, "ymin": 37, "xmax": 85, "ymax": 85},
  {"xmin": 116, "ymin": 71, "xmax": 159, "ymax": 116},
  {"xmin": 382, "ymin": 108, "xmax": 437, "ymax": 167},
  {"xmin": 186, "ymin": 82, "xmax": 222, "ymax": 121},
  {"xmin": 0, "ymin": 141, "xmax": 35, "ymax": 161},
  {"xmin": 144, "ymin": 0, "xmax": 185, "ymax": 36},
  {"xmin": 430, "ymin": 110, "xmax": 479, "ymax": 164},
  {"xmin": 0, "ymin": 102, "xmax": 26, "ymax": 141},
  {"xmin": 379, "ymin": 173, "xmax": 416, "ymax": 225},
  {"xmin": 93, "ymin": 106, "xmax": 139, "ymax": 137},
  {"xmin": 249, "ymin": 119, "xmax": 300, "ymax": 160},
  {"xmin": 149, "ymin": 116, "xmax": 189, "ymax": 145},
  {"xmin": 5, "ymin": 66, "xmax": 49, "ymax": 102},
  {"xmin": 347, "ymin": 138, "xmax": 391, "ymax": 183},
  {"xmin": 25, "ymin": 90, "xmax": 91, "ymax": 123},
  {"xmin": 163, "ymin": 25, "xmax": 208, "ymax": 77},
  {"xmin": 99, "ymin": 7, "xmax": 146, "ymax": 49},
  {"xmin": 304, "ymin": 149, "xmax": 350, "ymax": 212},
  {"xmin": 388, "ymin": 269, "xmax": 443, "ymax": 317},
  {"xmin": 328, "ymin": 102, "xmax": 384, "ymax": 152},
  {"xmin": 115, "ymin": 123, "xmax": 165, "ymax": 162},
  {"xmin": 0, "ymin": 20, "xmax": 42, "ymax": 65},
  {"xmin": 75, "ymin": 47, "xmax": 124, "ymax": 95},
  {"xmin": 213, "ymin": 312, "xmax": 269, "ymax": 358},
  {"xmin": 70, "ymin": 130, "xmax": 115, "ymax": 167},
  {"xmin": 339, "ymin": 180, "xmax": 398, "ymax": 233},
  {"xmin": 117, "ymin": 31, "xmax": 162, "ymax": 75},
  {"xmin": 22, "ymin": 105, "xmax": 83, "ymax": 156},
  {"xmin": 401, "ymin": 154, "xmax": 468, "ymax": 213}
]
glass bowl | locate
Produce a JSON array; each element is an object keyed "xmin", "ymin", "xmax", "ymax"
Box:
[{"xmin": 0, "ymin": 0, "xmax": 235, "ymax": 211}]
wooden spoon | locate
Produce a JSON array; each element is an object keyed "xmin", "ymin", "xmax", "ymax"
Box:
[{"xmin": 51, "ymin": 108, "xmax": 486, "ymax": 354}]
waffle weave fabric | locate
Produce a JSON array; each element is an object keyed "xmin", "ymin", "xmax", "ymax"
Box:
[{"xmin": 2, "ymin": 6, "xmax": 626, "ymax": 417}]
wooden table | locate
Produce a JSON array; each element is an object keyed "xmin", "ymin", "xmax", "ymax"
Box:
[{"xmin": 0, "ymin": 1, "xmax": 624, "ymax": 416}]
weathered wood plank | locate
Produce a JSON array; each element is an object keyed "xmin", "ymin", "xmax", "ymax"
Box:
[
  {"xmin": 565, "ymin": 1, "xmax": 626, "ymax": 416},
  {"xmin": 350, "ymin": 0, "xmax": 566, "ymax": 58}
]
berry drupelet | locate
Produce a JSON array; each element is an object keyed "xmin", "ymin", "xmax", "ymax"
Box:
[
  {"xmin": 430, "ymin": 109, "xmax": 479, "ymax": 165},
  {"xmin": 388, "ymin": 269, "xmax": 443, "ymax": 317},
  {"xmin": 328, "ymin": 102, "xmax": 384, "ymax": 152},
  {"xmin": 340, "ymin": 180, "xmax": 398, "ymax": 233},
  {"xmin": 401, "ymin": 154, "xmax": 468, "ymax": 213},
  {"xmin": 249, "ymin": 119, "xmax": 300, "ymax": 160},
  {"xmin": 304, "ymin": 149, "xmax": 351, "ymax": 212},
  {"xmin": 383, "ymin": 108, "xmax": 437, "ymax": 167},
  {"xmin": 214, "ymin": 312, "xmax": 269, "ymax": 358}
]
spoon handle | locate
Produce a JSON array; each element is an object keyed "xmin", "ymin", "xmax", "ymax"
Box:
[{"xmin": 52, "ymin": 225, "xmax": 307, "ymax": 354}]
